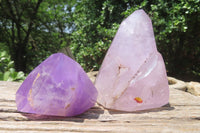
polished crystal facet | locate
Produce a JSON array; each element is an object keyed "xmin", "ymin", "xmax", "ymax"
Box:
[
  {"xmin": 95, "ymin": 9, "xmax": 169, "ymax": 111},
  {"xmin": 16, "ymin": 53, "xmax": 97, "ymax": 116}
]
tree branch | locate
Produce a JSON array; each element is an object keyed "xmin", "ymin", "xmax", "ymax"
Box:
[
  {"xmin": 5, "ymin": 0, "xmax": 17, "ymax": 24},
  {"xmin": 23, "ymin": 0, "xmax": 43, "ymax": 45}
]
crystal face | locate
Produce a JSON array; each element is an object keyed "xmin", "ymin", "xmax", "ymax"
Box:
[
  {"xmin": 95, "ymin": 9, "xmax": 169, "ymax": 112},
  {"xmin": 16, "ymin": 53, "xmax": 98, "ymax": 116}
]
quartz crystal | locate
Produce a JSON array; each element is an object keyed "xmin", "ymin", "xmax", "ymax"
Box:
[
  {"xmin": 16, "ymin": 53, "xmax": 97, "ymax": 116},
  {"xmin": 95, "ymin": 9, "xmax": 169, "ymax": 111}
]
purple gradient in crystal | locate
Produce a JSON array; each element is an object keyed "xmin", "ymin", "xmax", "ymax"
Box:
[
  {"xmin": 16, "ymin": 53, "xmax": 97, "ymax": 116},
  {"xmin": 95, "ymin": 9, "xmax": 169, "ymax": 111}
]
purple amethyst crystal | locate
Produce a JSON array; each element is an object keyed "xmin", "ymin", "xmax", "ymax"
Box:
[
  {"xmin": 16, "ymin": 53, "xmax": 98, "ymax": 116},
  {"xmin": 95, "ymin": 9, "xmax": 169, "ymax": 111}
]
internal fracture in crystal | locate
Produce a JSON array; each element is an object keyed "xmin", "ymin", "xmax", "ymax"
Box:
[
  {"xmin": 16, "ymin": 53, "xmax": 97, "ymax": 116},
  {"xmin": 95, "ymin": 9, "xmax": 169, "ymax": 111}
]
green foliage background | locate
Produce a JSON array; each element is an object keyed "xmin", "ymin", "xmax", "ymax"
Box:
[
  {"xmin": 0, "ymin": 43, "xmax": 25, "ymax": 81},
  {"xmin": 0, "ymin": 0, "xmax": 200, "ymax": 81},
  {"xmin": 71, "ymin": 0, "xmax": 200, "ymax": 80}
]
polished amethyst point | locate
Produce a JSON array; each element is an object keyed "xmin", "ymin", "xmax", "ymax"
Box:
[
  {"xmin": 95, "ymin": 9, "xmax": 169, "ymax": 111},
  {"xmin": 16, "ymin": 53, "xmax": 97, "ymax": 116}
]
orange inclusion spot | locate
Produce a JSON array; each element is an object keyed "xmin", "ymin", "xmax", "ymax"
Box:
[
  {"xmin": 28, "ymin": 88, "xmax": 34, "ymax": 107},
  {"xmin": 134, "ymin": 97, "xmax": 143, "ymax": 103},
  {"xmin": 71, "ymin": 88, "xmax": 75, "ymax": 91},
  {"xmin": 65, "ymin": 104, "xmax": 70, "ymax": 109},
  {"xmin": 33, "ymin": 73, "xmax": 40, "ymax": 85}
]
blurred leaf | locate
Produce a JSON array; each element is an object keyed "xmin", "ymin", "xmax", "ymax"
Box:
[
  {"xmin": 16, "ymin": 72, "xmax": 25, "ymax": 80},
  {"xmin": 3, "ymin": 71, "xmax": 10, "ymax": 81}
]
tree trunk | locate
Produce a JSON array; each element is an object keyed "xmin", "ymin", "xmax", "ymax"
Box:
[
  {"xmin": 12, "ymin": 42, "xmax": 27, "ymax": 72},
  {"xmin": 59, "ymin": 47, "xmax": 75, "ymax": 60}
]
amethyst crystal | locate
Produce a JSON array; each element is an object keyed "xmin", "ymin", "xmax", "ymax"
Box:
[
  {"xmin": 95, "ymin": 9, "xmax": 169, "ymax": 111},
  {"xmin": 16, "ymin": 53, "xmax": 97, "ymax": 116}
]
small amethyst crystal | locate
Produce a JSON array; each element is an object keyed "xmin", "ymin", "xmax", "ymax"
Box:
[{"xmin": 16, "ymin": 53, "xmax": 97, "ymax": 116}]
